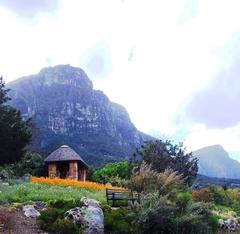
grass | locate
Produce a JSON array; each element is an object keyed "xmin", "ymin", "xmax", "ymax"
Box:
[{"xmin": 0, "ymin": 182, "xmax": 107, "ymax": 205}]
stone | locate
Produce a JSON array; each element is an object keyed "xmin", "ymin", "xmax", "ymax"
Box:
[
  {"xmin": 219, "ymin": 218, "xmax": 240, "ymax": 231},
  {"xmin": 65, "ymin": 198, "xmax": 104, "ymax": 234},
  {"xmin": 22, "ymin": 173, "xmax": 31, "ymax": 182},
  {"xmin": 23, "ymin": 205, "xmax": 40, "ymax": 218},
  {"xmin": 81, "ymin": 197, "xmax": 100, "ymax": 207},
  {"xmin": 32, "ymin": 201, "xmax": 46, "ymax": 210},
  {"xmin": 0, "ymin": 169, "xmax": 9, "ymax": 181}
]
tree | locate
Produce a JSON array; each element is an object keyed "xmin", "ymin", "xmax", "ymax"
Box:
[
  {"xmin": 132, "ymin": 140, "xmax": 198, "ymax": 185},
  {"xmin": 0, "ymin": 77, "xmax": 31, "ymax": 164},
  {"xmin": 13, "ymin": 152, "xmax": 46, "ymax": 177}
]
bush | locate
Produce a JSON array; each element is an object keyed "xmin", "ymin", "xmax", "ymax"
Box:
[
  {"xmin": 37, "ymin": 208, "xmax": 59, "ymax": 232},
  {"xmin": 93, "ymin": 161, "xmax": 130, "ymax": 185},
  {"xmin": 176, "ymin": 191, "xmax": 192, "ymax": 210},
  {"xmin": 130, "ymin": 192, "xmax": 218, "ymax": 234},
  {"xmin": 176, "ymin": 201, "xmax": 218, "ymax": 234},
  {"xmin": 13, "ymin": 152, "xmax": 46, "ymax": 177},
  {"xmin": 129, "ymin": 162, "xmax": 184, "ymax": 198},
  {"xmin": 208, "ymin": 186, "xmax": 229, "ymax": 206},
  {"xmin": 37, "ymin": 206, "xmax": 82, "ymax": 233},
  {"xmin": 192, "ymin": 188, "xmax": 213, "ymax": 202},
  {"xmin": 104, "ymin": 208, "xmax": 134, "ymax": 234},
  {"xmin": 130, "ymin": 193, "xmax": 176, "ymax": 234},
  {"xmin": 53, "ymin": 218, "xmax": 80, "ymax": 234}
]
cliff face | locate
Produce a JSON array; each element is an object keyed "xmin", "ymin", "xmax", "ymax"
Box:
[{"xmin": 7, "ymin": 65, "xmax": 152, "ymax": 166}]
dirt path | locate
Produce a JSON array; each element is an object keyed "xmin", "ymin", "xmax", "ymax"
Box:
[{"xmin": 0, "ymin": 207, "xmax": 47, "ymax": 234}]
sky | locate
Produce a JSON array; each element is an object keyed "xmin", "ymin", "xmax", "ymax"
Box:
[{"xmin": 1, "ymin": 0, "xmax": 240, "ymax": 160}]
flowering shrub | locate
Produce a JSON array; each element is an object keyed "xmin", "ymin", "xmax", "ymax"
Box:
[
  {"xmin": 31, "ymin": 176, "xmax": 125, "ymax": 191},
  {"xmin": 192, "ymin": 188, "xmax": 213, "ymax": 202}
]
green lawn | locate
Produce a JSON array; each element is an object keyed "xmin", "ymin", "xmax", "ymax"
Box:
[{"xmin": 0, "ymin": 182, "xmax": 107, "ymax": 205}]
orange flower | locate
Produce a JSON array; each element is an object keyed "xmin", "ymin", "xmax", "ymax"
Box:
[{"xmin": 31, "ymin": 176, "xmax": 125, "ymax": 191}]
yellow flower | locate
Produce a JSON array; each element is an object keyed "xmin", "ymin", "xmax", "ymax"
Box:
[{"xmin": 31, "ymin": 177, "xmax": 125, "ymax": 191}]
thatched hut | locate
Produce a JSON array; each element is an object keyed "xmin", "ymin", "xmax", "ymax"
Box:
[{"xmin": 44, "ymin": 145, "xmax": 88, "ymax": 181}]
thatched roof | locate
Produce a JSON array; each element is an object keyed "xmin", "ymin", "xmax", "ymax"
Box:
[{"xmin": 44, "ymin": 145, "xmax": 88, "ymax": 167}]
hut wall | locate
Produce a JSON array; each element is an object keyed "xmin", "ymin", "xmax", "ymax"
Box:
[
  {"xmin": 68, "ymin": 161, "xmax": 78, "ymax": 180},
  {"xmin": 48, "ymin": 163, "xmax": 57, "ymax": 178},
  {"xmin": 78, "ymin": 164, "xmax": 87, "ymax": 181}
]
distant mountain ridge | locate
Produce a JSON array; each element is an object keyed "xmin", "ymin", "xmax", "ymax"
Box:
[
  {"xmin": 193, "ymin": 144, "xmax": 240, "ymax": 179},
  {"xmin": 7, "ymin": 65, "xmax": 153, "ymax": 166}
]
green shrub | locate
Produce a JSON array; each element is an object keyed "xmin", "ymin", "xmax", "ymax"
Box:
[
  {"xmin": 208, "ymin": 186, "xmax": 229, "ymax": 205},
  {"xmin": 13, "ymin": 152, "xmax": 46, "ymax": 177},
  {"xmin": 130, "ymin": 192, "xmax": 218, "ymax": 234},
  {"xmin": 37, "ymin": 208, "xmax": 59, "ymax": 232},
  {"xmin": 100, "ymin": 204, "xmax": 112, "ymax": 213},
  {"xmin": 49, "ymin": 199, "xmax": 83, "ymax": 210},
  {"xmin": 176, "ymin": 201, "xmax": 218, "ymax": 234},
  {"xmin": 37, "ymin": 206, "xmax": 82, "ymax": 233},
  {"xmin": 105, "ymin": 208, "xmax": 133, "ymax": 234},
  {"xmin": 176, "ymin": 191, "xmax": 192, "ymax": 210},
  {"xmin": 93, "ymin": 161, "xmax": 129, "ymax": 185},
  {"xmin": 131, "ymin": 193, "xmax": 177, "ymax": 234},
  {"xmin": 53, "ymin": 218, "xmax": 81, "ymax": 234}
]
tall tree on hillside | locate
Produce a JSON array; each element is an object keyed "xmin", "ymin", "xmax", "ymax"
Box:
[
  {"xmin": 132, "ymin": 140, "xmax": 198, "ymax": 185},
  {"xmin": 0, "ymin": 77, "xmax": 31, "ymax": 164}
]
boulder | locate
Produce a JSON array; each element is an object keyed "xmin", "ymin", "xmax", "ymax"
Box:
[
  {"xmin": 65, "ymin": 197, "xmax": 104, "ymax": 234},
  {"xmin": 81, "ymin": 197, "xmax": 100, "ymax": 207},
  {"xmin": 0, "ymin": 169, "xmax": 9, "ymax": 181},
  {"xmin": 23, "ymin": 205, "xmax": 40, "ymax": 218},
  {"xmin": 32, "ymin": 201, "xmax": 46, "ymax": 210},
  {"xmin": 219, "ymin": 218, "xmax": 240, "ymax": 231}
]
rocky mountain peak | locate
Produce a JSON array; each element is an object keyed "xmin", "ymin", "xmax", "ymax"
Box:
[
  {"xmin": 7, "ymin": 65, "xmax": 153, "ymax": 166},
  {"xmin": 38, "ymin": 64, "xmax": 93, "ymax": 89},
  {"xmin": 193, "ymin": 145, "xmax": 240, "ymax": 179}
]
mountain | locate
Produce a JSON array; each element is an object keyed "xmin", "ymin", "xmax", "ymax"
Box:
[
  {"xmin": 193, "ymin": 174, "xmax": 240, "ymax": 188},
  {"xmin": 193, "ymin": 145, "xmax": 240, "ymax": 179},
  {"xmin": 7, "ymin": 65, "xmax": 152, "ymax": 166}
]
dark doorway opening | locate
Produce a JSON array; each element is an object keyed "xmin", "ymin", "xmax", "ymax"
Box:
[{"xmin": 57, "ymin": 162, "xmax": 69, "ymax": 179}]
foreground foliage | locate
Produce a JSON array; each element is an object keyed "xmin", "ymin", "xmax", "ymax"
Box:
[
  {"xmin": 37, "ymin": 204, "xmax": 82, "ymax": 234},
  {"xmin": 0, "ymin": 77, "xmax": 32, "ymax": 164}
]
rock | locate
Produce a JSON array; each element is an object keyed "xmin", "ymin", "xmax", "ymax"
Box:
[
  {"xmin": 105, "ymin": 182, "xmax": 112, "ymax": 187},
  {"xmin": 32, "ymin": 201, "xmax": 46, "ymax": 210},
  {"xmin": 23, "ymin": 205, "xmax": 40, "ymax": 218},
  {"xmin": 81, "ymin": 197, "xmax": 100, "ymax": 207},
  {"xmin": 219, "ymin": 218, "xmax": 240, "ymax": 231},
  {"xmin": 65, "ymin": 198, "xmax": 104, "ymax": 234},
  {"xmin": 2, "ymin": 183, "xmax": 9, "ymax": 186},
  {"xmin": 0, "ymin": 169, "xmax": 9, "ymax": 181},
  {"xmin": 22, "ymin": 173, "xmax": 31, "ymax": 182}
]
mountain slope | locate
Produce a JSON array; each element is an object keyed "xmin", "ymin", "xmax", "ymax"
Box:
[
  {"xmin": 193, "ymin": 145, "xmax": 240, "ymax": 179},
  {"xmin": 7, "ymin": 65, "xmax": 152, "ymax": 166}
]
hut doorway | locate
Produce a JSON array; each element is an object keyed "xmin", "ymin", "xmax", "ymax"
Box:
[{"xmin": 57, "ymin": 162, "xmax": 69, "ymax": 179}]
